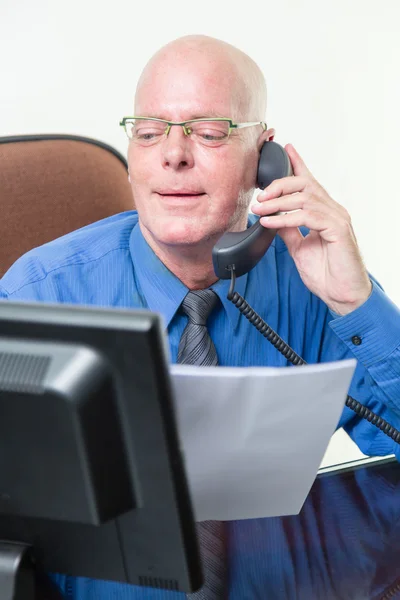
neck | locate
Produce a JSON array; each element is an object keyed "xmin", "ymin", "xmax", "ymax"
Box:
[{"xmin": 139, "ymin": 223, "xmax": 233, "ymax": 290}]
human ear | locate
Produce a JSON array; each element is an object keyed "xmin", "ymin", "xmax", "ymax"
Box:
[{"xmin": 257, "ymin": 127, "xmax": 275, "ymax": 151}]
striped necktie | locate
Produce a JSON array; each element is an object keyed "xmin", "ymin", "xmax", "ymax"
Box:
[
  {"xmin": 177, "ymin": 290, "xmax": 219, "ymax": 367},
  {"xmin": 177, "ymin": 289, "xmax": 228, "ymax": 599}
]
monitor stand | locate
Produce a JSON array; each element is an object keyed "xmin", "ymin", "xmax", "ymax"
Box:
[{"xmin": 0, "ymin": 542, "xmax": 63, "ymax": 600}]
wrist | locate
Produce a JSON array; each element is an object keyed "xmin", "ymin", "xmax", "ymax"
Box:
[{"xmin": 327, "ymin": 280, "xmax": 373, "ymax": 316}]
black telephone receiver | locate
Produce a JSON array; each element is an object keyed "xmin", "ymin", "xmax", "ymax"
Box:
[
  {"xmin": 212, "ymin": 141, "xmax": 293, "ymax": 279},
  {"xmin": 211, "ymin": 141, "xmax": 400, "ymax": 445}
]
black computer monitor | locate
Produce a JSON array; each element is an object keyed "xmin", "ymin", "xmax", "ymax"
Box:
[{"xmin": 0, "ymin": 301, "xmax": 202, "ymax": 599}]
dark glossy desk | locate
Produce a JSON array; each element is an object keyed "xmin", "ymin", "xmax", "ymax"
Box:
[{"xmin": 226, "ymin": 455, "xmax": 400, "ymax": 599}]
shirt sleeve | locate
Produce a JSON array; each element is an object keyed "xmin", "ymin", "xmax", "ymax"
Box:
[
  {"xmin": 327, "ymin": 277, "xmax": 400, "ymax": 459},
  {"xmin": 0, "ymin": 258, "xmax": 65, "ymax": 303}
]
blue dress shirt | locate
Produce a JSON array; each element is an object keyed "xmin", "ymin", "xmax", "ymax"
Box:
[{"xmin": 1, "ymin": 210, "xmax": 400, "ymax": 599}]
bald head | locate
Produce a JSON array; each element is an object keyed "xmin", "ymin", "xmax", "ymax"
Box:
[{"xmin": 135, "ymin": 35, "xmax": 267, "ymax": 122}]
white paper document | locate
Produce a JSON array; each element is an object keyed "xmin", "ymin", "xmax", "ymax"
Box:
[{"xmin": 169, "ymin": 359, "xmax": 356, "ymax": 522}]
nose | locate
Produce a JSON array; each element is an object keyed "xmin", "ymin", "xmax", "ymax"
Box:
[{"xmin": 161, "ymin": 125, "xmax": 195, "ymax": 171}]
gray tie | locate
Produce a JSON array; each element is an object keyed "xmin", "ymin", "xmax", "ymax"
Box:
[
  {"xmin": 177, "ymin": 290, "xmax": 227, "ymax": 600},
  {"xmin": 177, "ymin": 290, "xmax": 219, "ymax": 367}
]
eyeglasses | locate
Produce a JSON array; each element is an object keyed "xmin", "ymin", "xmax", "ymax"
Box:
[{"xmin": 119, "ymin": 117, "xmax": 267, "ymax": 147}]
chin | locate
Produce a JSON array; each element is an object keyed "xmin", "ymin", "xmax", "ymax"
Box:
[{"xmin": 147, "ymin": 216, "xmax": 223, "ymax": 247}]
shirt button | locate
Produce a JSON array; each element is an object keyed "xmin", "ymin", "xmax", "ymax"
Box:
[{"xmin": 351, "ymin": 335, "xmax": 362, "ymax": 346}]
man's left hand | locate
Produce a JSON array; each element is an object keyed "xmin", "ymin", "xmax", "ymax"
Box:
[{"xmin": 251, "ymin": 143, "xmax": 372, "ymax": 316}]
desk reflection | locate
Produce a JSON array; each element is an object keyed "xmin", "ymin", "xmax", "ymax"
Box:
[{"xmin": 228, "ymin": 459, "xmax": 400, "ymax": 599}]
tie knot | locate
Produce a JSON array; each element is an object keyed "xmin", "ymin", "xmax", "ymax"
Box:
[{"xmin": 180, "ymin": 289, "xmax": 219, "ymax": 326}]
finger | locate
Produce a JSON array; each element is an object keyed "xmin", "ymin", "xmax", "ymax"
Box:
[
  {"xmin": 260, "ymin": 208, "xmax": 342, "ymax": 239},
  {"xmin": 252, "ymin": 193, "xmax": 344, "ymax": 222},
  {"xmin": 276, "ymin": 227, "xmax": 304, "ymax": 256},
  {"xmin": 252, "ymin": 192, "xmax": 336, "ymax": 218},
  {"xmin": 252, "ymin": 192, "xmax": 309, "ymax": 216},
  {"xmin": 257, "ymin": 182, "xmax": 349, "ymax": 226},
  {"xmin": 258, "ymin": 176, "xmax": 308, "ymax": 200},
  {"xmin": 285, "ymin": 144, "xmax": 314, "ymax": 179}
]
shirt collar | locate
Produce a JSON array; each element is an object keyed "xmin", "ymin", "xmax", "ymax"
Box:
[{"xmin": 130, "ymin": 220, "xmax": 248, "ymax": 330}]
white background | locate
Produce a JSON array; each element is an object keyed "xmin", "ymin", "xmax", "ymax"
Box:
[{"xmin": 1, "ymin": 0, "xmax": 399, "ymax": 465}]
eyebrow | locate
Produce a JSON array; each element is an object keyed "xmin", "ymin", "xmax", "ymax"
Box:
[
  {"xmin": 146, "ymin": 114, "xmax": 228, "ymax": 121},
  {"xmin": 187, "ymin": 114, "xmax": 227, "ymax": 120}
]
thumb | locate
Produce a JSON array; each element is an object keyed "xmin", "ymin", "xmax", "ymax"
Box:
[
  {"xmin": 285, "ymin": 144, "xmax": 313, "ymax": 178},
  {"xmin": 277, "ymin": 226, "xmax": 304, "ymax": 256}
]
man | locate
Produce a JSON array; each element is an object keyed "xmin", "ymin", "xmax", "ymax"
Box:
[{"xmin": 1, "ymin": 35, "xmax": 400, "ymax": 599}]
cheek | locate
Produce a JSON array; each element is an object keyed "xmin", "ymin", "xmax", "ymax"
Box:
[
  {"xmin": 128, "ymin": 146, "xmax": 152, "ymax": 183},
  {"xmin": 241, "ymin": 151, "xmax": 259, "ymax": 190},
  {"xmin": 128, "ymin": 148, "xmax": 155, "ymax": 211},
  {"xmin": 205, "ymin": 151, "xmax": 258, "ymax": 200}
]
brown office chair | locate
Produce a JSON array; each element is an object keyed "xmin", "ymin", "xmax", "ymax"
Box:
[{"xmin": 0, "ymin": 134, "xmax": 135, "ymax": 277}]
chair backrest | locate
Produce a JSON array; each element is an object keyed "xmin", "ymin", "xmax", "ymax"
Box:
[{"xmin": 0, "ymin": 134, "xmax": 135, "ymax": 277}]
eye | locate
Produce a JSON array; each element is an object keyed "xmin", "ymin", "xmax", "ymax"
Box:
[
  {"xmin": 136, "ymin": 126, "xmax": 165, "ymax": 138},
  {"xmin": 188, "ymin": 121, "xmax": 230, "ymax": 144},
  {"xmin": 193, "ymin": 126, "xmax": 228, "ymax": 140},
  {"xmin": 199, "ymin": 130, "xmax": 228, "ymax": 141},
  {"xmin": 131, "ymin": 120, "xmax": 166, "ymax": 143},
  {"xmin": 136, "ymin": 130, "xmax": 163, "ymax": 140}
]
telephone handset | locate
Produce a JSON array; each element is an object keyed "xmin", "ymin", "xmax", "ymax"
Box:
[
  {"xmin": 212, "ymin": 141, "xmax": 292, "ymax": 279},
  {"xmin": 212, "ymin": 141, "xmax": 400, "ymax": 445}
]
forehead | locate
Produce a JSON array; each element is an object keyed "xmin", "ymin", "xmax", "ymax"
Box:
[{"xmin": 134, "ymin": 56, "xmax": 243, "ymax": 120}]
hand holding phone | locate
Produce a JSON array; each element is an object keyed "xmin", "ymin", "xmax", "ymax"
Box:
[{"xmin": 251, "ymin": 143, "xmax": 372, "ymax": 316}]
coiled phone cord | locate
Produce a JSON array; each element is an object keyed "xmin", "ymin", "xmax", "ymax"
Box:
[{"xmin": 227, "ymin": 267, "xmax": 400, "ymax": 445}]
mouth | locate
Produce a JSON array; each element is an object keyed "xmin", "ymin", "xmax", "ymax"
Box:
[{"xmin": 156, "ymin": 190, "xmax": 205, "ymax": 198}]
